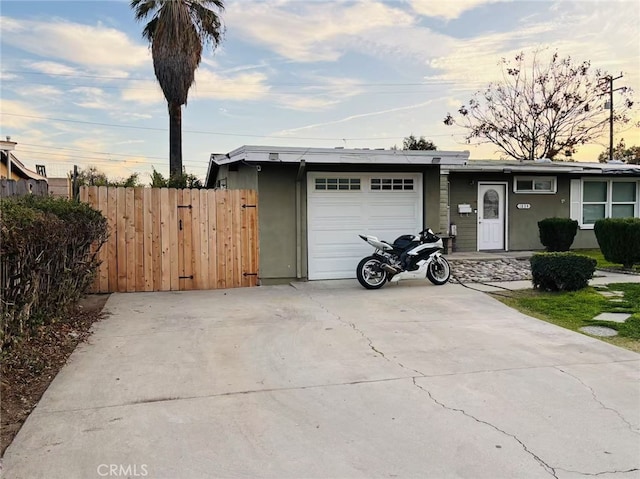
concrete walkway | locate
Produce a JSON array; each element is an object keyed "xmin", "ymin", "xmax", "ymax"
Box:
[{"xmin": 3, "ymin": 281, "xmax": 639, "ymax": 479}]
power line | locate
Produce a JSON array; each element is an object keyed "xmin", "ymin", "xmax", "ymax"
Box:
[
  {"xmin": 17, "ymin": 147, "xmax": 206, "ymax": 168},
  {"xmin": 2, "ymin": 113, "xmax": 460, "ymax": 140},
  {"xmin": 1, "ymin": 78, "xmax": 463, "ymax": 95},
  {"xmin": 2, "ymin": 70, "xmax": 458, "ymax": 87},
  {"xmin": 20, "ymin": 142, "xmax": 168, "ymax": 160}
]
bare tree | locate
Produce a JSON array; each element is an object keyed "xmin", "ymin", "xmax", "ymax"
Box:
[{"xmin": 444, "ymin": 51, "xmax": 635, "ymax": 161}]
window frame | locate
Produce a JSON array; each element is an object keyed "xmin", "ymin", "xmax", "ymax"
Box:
[
  {"xmin": 513, "ymin": 176, "xmax": 557, "ymax": 194},
  {"xmin": 578, "ymin": 178, "xmax": 640, "ymax": 229},
  {"xmin": 314, "ymin": 177, "xmax": 361, "ymax": 191},
  {"xmin": 370, "ymin": 177, "xmax": 415, "ymax": 191}
]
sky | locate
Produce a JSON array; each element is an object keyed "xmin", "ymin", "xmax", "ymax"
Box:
[{"xmin": 1, "ymin": 0, "xmax": 639, "ymax": 182}]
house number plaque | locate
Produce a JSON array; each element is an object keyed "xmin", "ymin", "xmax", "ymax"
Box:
[{"xmin": 516, "ymin": 203, "xmax": 531, "ymax": 209}]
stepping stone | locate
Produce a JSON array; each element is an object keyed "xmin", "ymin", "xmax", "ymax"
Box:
[
  {"xmin": 593, "ymin": 312, "xmax": 631, "ymax": 323},
  {"xmin": 609, "ymin": 299, "xmax": 625, "ymax": 303},
  {"xmin": 598, "ymin": 291, "xmax": 625, "ymax": 297},
  {"xmin": 579, "ymin": 326, "xmax": 618, "ymax": 337}
]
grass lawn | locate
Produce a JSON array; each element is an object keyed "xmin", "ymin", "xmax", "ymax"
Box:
[
  {"xmin": 494, "ymin": 283, "xmax": 640, "ymax": 353},
  {"xmin": 573, "ymin": 248, "xmax": 640, "ymax": 273}
]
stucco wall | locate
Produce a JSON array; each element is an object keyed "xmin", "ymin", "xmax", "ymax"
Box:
[
  {"xmin": 423, "ymin": 171, "xmax": 440, "ymax": 232},
  {"xmin": 218, "ymin": 165, "xmax": 259, "ymax": 190},
  {"xmin": 242, "ymin": 163, "xmax": 442, "ymax": 282},
  {"xmin": 256, "ymin": 164, "xmax": 298, "ymax": 282}
]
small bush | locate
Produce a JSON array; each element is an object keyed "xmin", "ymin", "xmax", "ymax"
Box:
[
  {"xmin": 530, "ymin": 253, "xmax": 596, "ymax": 292},
  {"xmin": 594, "ymin": 218, "xmax": 640, "ymax": 268},
  {"xmin": 0, "ymin": 196, "xmax": 108, "ymax": 348},
  {"xmin": 538, "ymin": 217, "xmax": 579, "ymax": 252}
]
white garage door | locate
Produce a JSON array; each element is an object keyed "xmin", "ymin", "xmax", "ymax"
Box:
[{"xmin": 307, "ymin": 172, "xmax": 423, "ymax": 280}]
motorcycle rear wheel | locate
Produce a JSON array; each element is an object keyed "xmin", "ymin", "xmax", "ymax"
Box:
[
  {"xmin": 356, "ymin": 256, "xmax": 388, "ymax": 289},
  {"xmin": 426, "ymin": 256, "xmax": 451, "ymax": 285}
]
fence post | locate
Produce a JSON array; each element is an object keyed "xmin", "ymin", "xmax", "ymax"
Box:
[{"xmin": 72, "ymin": 165, "xmax": 79, "ymax": 201}]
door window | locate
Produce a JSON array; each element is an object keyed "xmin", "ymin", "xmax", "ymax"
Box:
[{"xmin": 483, "ymin": 189, "xmax": 500, "ymax": 219}]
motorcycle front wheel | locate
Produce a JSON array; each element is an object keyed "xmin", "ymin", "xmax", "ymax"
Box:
[
  {"xmin": 426, "ymin": 256, "xmax": 451, "ymax": 285},
  {"xmin": 356, "ymin": 256, "xmax": 388, "ymax": 289}
]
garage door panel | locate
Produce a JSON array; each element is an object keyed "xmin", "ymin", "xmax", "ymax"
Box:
[
  {"xmin": 313, "ymin": 231, "xmax": 366, "ymax": 247},
  {"xmin": 307, "ymin": 172, "xmax": 422, "ymax": 280}
]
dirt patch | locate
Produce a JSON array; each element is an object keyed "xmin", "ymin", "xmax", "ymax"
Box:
[{"xmin": 1, "ymin": 294, "xmax": 110, "ymax": 456}]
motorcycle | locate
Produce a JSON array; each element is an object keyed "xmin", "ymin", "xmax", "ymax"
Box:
[{"xmin": 356, "ymin": 228, "xmax": 451, "ymax": 289}]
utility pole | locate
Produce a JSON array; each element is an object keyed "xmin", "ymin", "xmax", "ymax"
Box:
[{"xmin": 601, "ymin": 74, "xmax": 624, "ymax": 162}]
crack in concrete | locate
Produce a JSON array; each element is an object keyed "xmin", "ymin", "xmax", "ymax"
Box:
[
  {"xmin": 556, "ymin": 467, "xmax": 640, "ymax": 476},
  {"xmin": 307, "ymin": 291, "xmax": 393, "ymax": 362},
  {"xmin": 33, "ymin": 376, "xmax": 415, "ymax": 414},
  {"xmin": 299, "ymin": 290, "xmax": 430, "ymax": 378},
  {"xmin": 555, "ymin": 367, "xmax": 640, "ymax": 435},
  {"xmin": 411, "ymin": 377, "xmax": 559, "ymax": 479}
]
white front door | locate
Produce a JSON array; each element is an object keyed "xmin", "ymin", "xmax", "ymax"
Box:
[{"xmin": 478, "ymin": 183, "xmax": 506, "ymax": 250}]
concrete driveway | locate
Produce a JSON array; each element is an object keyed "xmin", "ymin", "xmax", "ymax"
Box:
[{"xmin": 3, "ymin": 281, "xmax": 639, "ymax": 479}]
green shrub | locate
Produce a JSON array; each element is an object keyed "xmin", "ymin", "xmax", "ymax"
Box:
[
  {"xmin": 594, "ymin": 218, "xmax": 640, "ymax": 269},
  {"xmin": 538, "ymin": 217, "xmax": 579, "ymax": 252},
  {"xmin": 530, "ymin": 253, "xmax": 596, "ymax": 292},
  {"xmin": 0, "ymin": 196, "xmax": 108, "ymax": 349}
]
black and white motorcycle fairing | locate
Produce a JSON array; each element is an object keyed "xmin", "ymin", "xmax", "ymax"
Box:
[{"xmin": 356, "ymin": 228, "xmax": 451, "ymax": 289}]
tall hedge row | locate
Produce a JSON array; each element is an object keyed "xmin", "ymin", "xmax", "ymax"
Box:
[
  {"xmin": 0, "ymin": 196, "xmax": 108, "ymax": 348},
  {"xmin": 594, "ymin": 218, "xmax": 640, "ymax": 268}
]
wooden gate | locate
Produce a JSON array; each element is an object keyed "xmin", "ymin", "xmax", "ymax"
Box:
[{"xmin": 80, "ymin": 187, "xmax": 258, "ymax": 293}]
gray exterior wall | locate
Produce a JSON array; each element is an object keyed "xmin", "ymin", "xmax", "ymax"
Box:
[
  {"xmin": 256, "ymin": 164, "xmax": 299, "ymax": 283},
  {"xmin": 217, "ymin": 165, "xmax": 258, "ymax": 190},
  {"xmin": 449, "ymin": 173, "xmax": 482, "ymax": 252},
  {"xmin": 449, "ymin": 173, "xmax": 600, "ymax": 252},
  {"xmin": 221, "ymin": 163, "xmax": 442, "ymax": 282},
  {"xmin": 423, "ymin": 172, "xmax": 440, "ymax": 232}
]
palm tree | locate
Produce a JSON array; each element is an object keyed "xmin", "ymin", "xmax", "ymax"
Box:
[{"xmin": 131, "ymin": 0, "xmax": 224, "ymax": 177}]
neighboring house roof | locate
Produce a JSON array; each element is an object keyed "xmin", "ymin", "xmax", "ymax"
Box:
[
  {"xmin": 0, "ymin": 151, "xmax": 48, "ymax": 181},
  {"xmin": 445, "ymin": 159, "xmax": 640, "ymax": 176},
  {"xmin": 207, "ymin": 145, "xmax": 470, "ymax": 187}
]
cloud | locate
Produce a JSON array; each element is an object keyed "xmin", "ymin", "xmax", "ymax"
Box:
[
  {"xmin": 122, "ymin": 70, "xmax": 271, "ymax": 104},
  {"xmin": 276, "ymin": 99, "xmax": 436, "ymax": 135},
  {"xmin": 70, "ymin": 87, "xmax": 113, "ymax": 110},
  {"xmin": 409, "ymin": 0, "xmax": 509, "ymax": 20},
  {"xmin": 15, "ymin": 85, "xmax": 65, "ymax": 99},
  {"xmin": 274, "ymin": 76, "xmax": 365, "ymax": 111},
  {"xmin": 25, "ymin": 61, "xmax": 81, "ymax": 76},
  {"xmin": 1, "ymin": 16, "xmax": 149, "ymax": 70},
  {"xmin": 277, "ymin": 96, "xmax": 340, "ymax": 111},
  {"xmin": 225, "ymin": 0, "xmax": 415, "ymax": 62},
  {"xmin": 0, "ymin": 99, "xmax": 48, "ymax": 130},
  {"xmin": 426, "ymin": 1, "xmax": 640, "ymax": 98},
  {"xmin": 121, "ymin": 80, "xmax": 165, "ymax": 105},
  {"xmin": 191, "ymin": 70, "xmax": 270, "ymax": 100}
]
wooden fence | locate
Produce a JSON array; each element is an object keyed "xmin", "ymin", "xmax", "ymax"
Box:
[
  {"xmin": 0, "ymin": 179, "xmax": 48, "ymax": 198},
  {"xmin": 80, "ymin": 186, "xmax": 259, "ymax": 293}
]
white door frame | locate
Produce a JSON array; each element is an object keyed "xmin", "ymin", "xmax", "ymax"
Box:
[{"xmin": 477, "ymin": 182, "xmax": 509, "ymax": 251}]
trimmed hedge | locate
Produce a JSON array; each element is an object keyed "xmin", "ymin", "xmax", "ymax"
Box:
[
  {"xmin": 530, "ymin": 252, "xmax": 596, "ymax": 292},
  {"xmin": 538, "ymin": 217, "xmax": 578, "ymax": 252},
  {"xmin": 594, "ymin": 218, "xmax": 640, "ymax": 268},
  {"xmin": 0, "ymin": 196, "xmax": 108, "ymax": 348}
]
